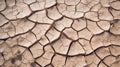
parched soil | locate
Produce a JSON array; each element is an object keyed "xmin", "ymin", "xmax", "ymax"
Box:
[{"xmin": 0, "ymin": 0, "xmax": 120, "ymax": 67}]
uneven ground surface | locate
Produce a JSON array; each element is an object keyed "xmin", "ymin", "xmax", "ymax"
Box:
[{"xmin": 0, "ymin": 0, "xmax": 120, "ymax": 67}]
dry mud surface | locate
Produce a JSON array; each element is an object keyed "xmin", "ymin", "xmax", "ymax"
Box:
[{"xmin": 0, "ymin": 0, "xmax": 120, "ymax": 67}]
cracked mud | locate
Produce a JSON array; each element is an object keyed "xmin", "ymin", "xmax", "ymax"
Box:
[{"xmin": 0, "ymin": 0, "xmax": 120, "ymax": 67}]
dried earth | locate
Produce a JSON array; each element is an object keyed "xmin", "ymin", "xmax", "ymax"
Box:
[{"xmin": 0, "ymin": 0, "xmax": 120, "ymax": 67}]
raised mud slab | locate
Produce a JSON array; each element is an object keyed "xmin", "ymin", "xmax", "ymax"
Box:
[{"xmin": 0, "ymin": 0, "xmax": 120, "ymax": 67}]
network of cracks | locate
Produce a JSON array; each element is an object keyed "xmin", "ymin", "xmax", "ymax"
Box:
[{"xmin": 0, "ymin": 0, "xmax": 120, "ymax": 67}]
